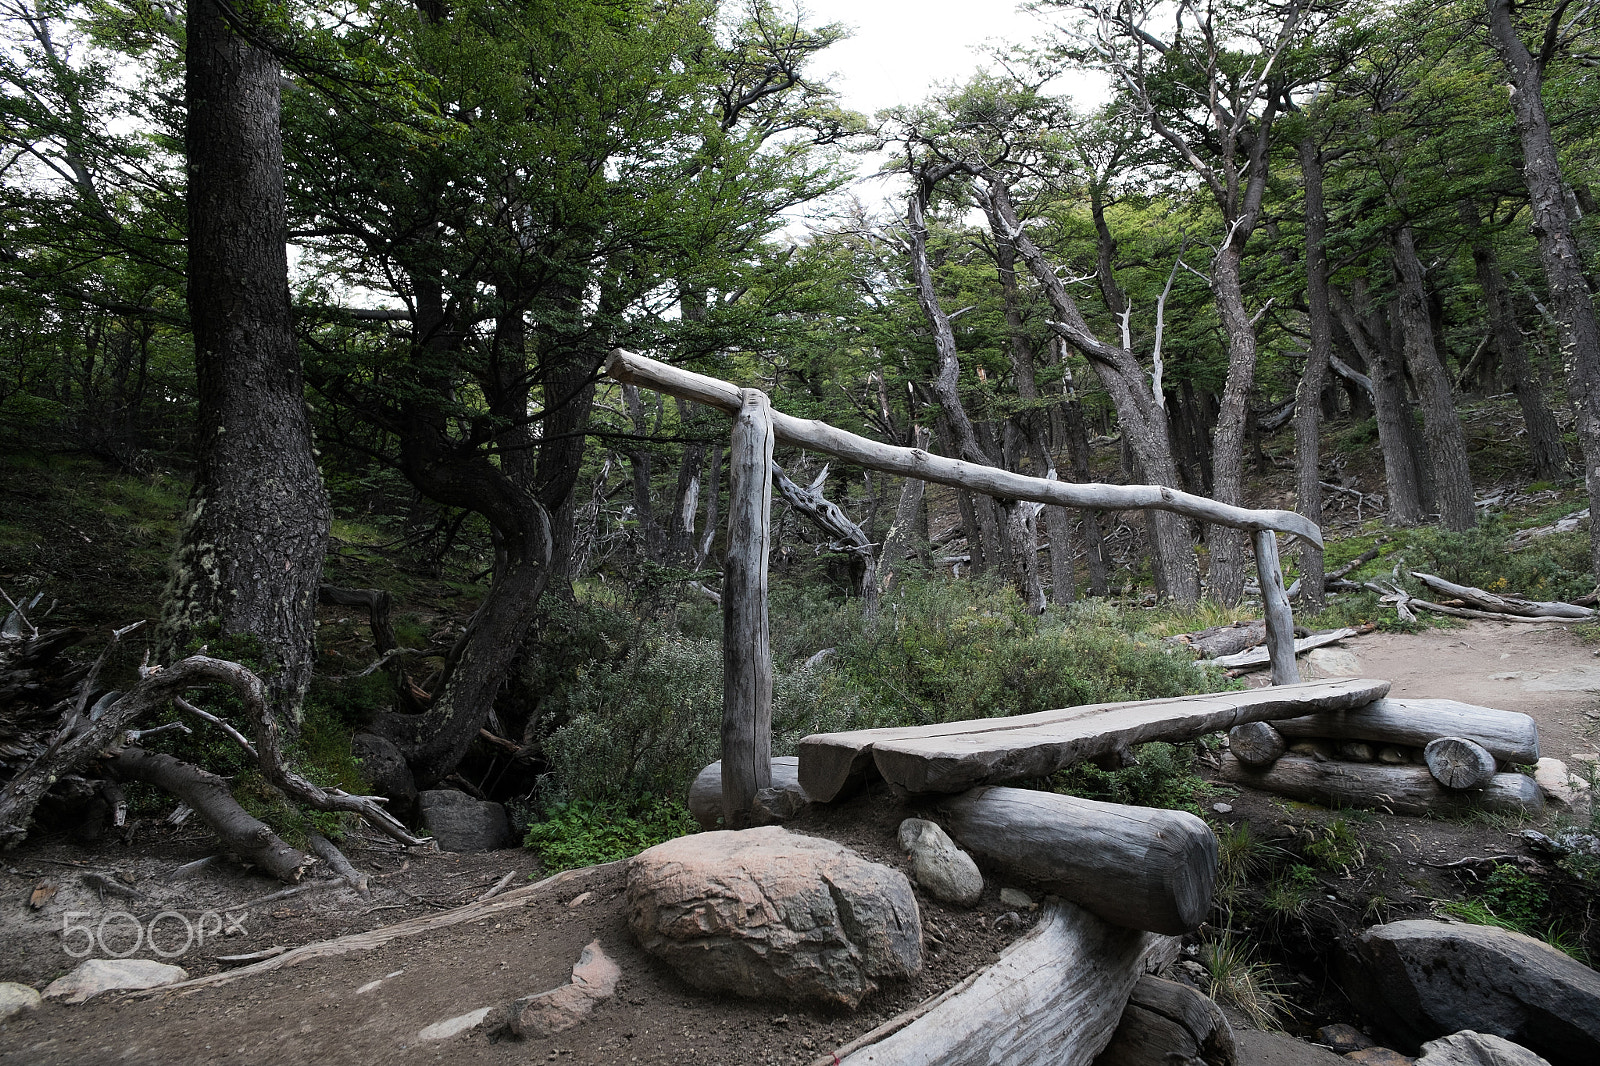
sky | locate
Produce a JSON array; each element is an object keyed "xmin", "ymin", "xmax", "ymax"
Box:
[{"xmin": 796, "ymin": 0, "xmax": 1062, "ymax": 118}]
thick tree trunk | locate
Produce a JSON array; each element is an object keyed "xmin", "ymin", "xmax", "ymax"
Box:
[
  {"xmin": 1487, "ymin": 0, "xmax": 1600, "ymax": 580},
  {"xmin": 1392, "ymin": 223, "xmax": 1475, "ymax": 530},
  {"xmin": 161, "ymin": 0, "xmax": 330, "ymax": 726},
  {"xmin": 1295, "ymin": 138, "xmax": 1331, "ymax": 610},
  {"xmin": 1051, "ymin": 348, "xmax": 1109, "ymax": 595},
  {"xmin": 879, "ymin": 426, "xmax": 931, "ymax": 594},
  {"xmin": 1460, "ymin": 201, "xmax": 1567, "ymax": 480},
  {"xmin": 1333, "ymin": 288, "xmax": 1427, "ymax": 524}
]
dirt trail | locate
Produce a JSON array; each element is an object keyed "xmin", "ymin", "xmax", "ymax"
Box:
[{"xmin": 1301, "ymin": 619, "xmax": 1600, "ymax": 763}]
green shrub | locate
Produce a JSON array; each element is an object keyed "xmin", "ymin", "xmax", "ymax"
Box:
[
  {"xmin": 1408, "ymin": 517, "xmax": 1592, "ymax": 602},
  {"xmin": 523, "ymin": 798, "xmax": 698, "ymax": 872},
  {"xmin": 1051, "ymin": 741, "xmax": 1214, "ymax": 815}
]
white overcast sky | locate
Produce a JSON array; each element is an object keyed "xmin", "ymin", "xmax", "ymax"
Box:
[{"xmin": 795, "ymin": 0, "xmax": 1095, "ymax": 117}]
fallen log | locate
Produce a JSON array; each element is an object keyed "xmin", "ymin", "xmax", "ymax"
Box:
[
  {"xmin": 817, "ymin": 679, "xmax": 1391, "ymax": 799},
  {"xmin": 1095, "ymin": 975, "xmax": 1237, "ymax": 1066},
  {"xmin": 831, "ymin": 900, "xmax": 1166, "ymax": 1066},
  {"xmin": 1411, "ymin": 572, "xmax": 1593, "ymax": 620},
  {"xmin": 1210, "ymin": 627, "xmax": 1362, "ymax": 671},
  {"xmin": 687, "ymin": 756, "xmax": 810, "ymax": 830},
  {"xmin": 1272, "ymin": 698, "xmax": 1539, "ymax": 765},
  {"xmin": 940, "ymin": 786, "xmax": 1217, "ymax": 935},
  {"xmin": 107, "ymin": 748, "xmax": 311, "ymax": 883},
  {"xmin": 1424, "ymin": 737, "xmax": 1497, "ymax": 790},
  {"xmin": 1169, "ymin": 621, "xmax": 1266, "ymax": 660},
  {"xmin": 1220, "ymin": 753, "xmax": 1543, "ymax": 816}
]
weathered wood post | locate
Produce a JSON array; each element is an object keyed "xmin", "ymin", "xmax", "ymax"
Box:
[
  {"xmin": 1252, "ymin": 530, "xmax": 1301, "ymax": 685},
  {"xmin": 722, "ymin": 388, "xmax": 775, "ymax": 827}
]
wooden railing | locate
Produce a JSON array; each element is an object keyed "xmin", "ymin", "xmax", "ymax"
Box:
[{"xmin": 605, "ymin": 349, "xmax": 1320, "ymax": 825}]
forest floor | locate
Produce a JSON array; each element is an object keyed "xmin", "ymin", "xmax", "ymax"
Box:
[{"xmin": 2, "ymin": 619, "xmax": 1597, "ymax": 1066}]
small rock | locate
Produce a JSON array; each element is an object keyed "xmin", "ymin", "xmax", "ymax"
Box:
[
  {"xmin": 353, "ymin": 733, "xmax": 418, "ymax": 820},
  {"xmin": 1344, "ymin": 1048, "xmax": 1415, "ymax": 1065},
  {"xmin": 1306, "ymin": 647, "xmax": 1362, "ymax": 677},
  {"xmin": 1378, "ymin": 746, "xmax": 1412, "ymax": 765},
  {"xmin": 510, "ymin": 941, "xmax": 621, "ymax": 1038},
  {"xmin": 993, "ymin": 911, "xmax": 1023, "ymax": 932},
  {"xmin": 0, "ymin": 982, "xmax": 42, "ymax": 1021},
  {"xmin": 1416, "ymin": 1031, "xmax": 1552, "ymax": 1066},
  {"xmin": 1337, "ymin": 741, "xmax": 1376, "ymax": 762},
  {"xmin": 418, "ymin": 789, "xmax": 512, "ymax": 852},
  {"xmin": 897, "ymin": 818, "xmax": 983, "ymax": 906},
  {"xmin": 417, "ymin": 1006, "xmax": 493, "ymax": 1042},
  {"xmin": 567, "ymin": 892, "xmax": 594, "ymax": 908},
  {"xmin": 1533, "ymin": 758, "xmax": 1583, "ymax": 806},
  {"xmin": 999, "ymin": 886, "xmax": 1033, "ymax": 910},
  {"xmin": 1212, "ymin": 802, "xmax": 1234, "ymax": 814},
  {"xmin": 1319, "ymin": 1023, "xmax": 1375, "ymax": 1052},
  {"xmin": 43, "ymin": 959, "xmax": 188, "ymax": 1004}
]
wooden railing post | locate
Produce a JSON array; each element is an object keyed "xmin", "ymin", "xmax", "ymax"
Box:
[
  {"xmin": 1252, "ymin": 530, "xmax": 1301, "ymax": 685},
  {"xmin": 722, "ymin": 388, "xmax": 775, "ymax": 827}
]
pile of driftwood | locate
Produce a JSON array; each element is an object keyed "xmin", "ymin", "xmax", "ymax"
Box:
[
  {"xmin": 1220, "ymin": 697, "xmax": 1544, "ymax": 817},
  {"xmin": 1375, "ymin": 572, "xmax": 1596, "ymax": 625}
]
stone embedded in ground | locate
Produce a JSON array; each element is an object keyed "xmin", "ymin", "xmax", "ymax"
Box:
[
  {"xmin": 1532, "ymin": 758, "xmax": 1585, "ymax": 806},
  {"xmin": 999, "ymin": 887, "xmax": 1033, "ymax": 910},
  {"xmin": 896, "ymin": 818, "xmax": 982, "ymax": 906},
  {"xmin": 510, "ymin": 940, "xmax": 622, "ymax": 1037},
  {"xmin": 626, "ymin": 826, "xmax": 921, "ymax": 1009},
  {"xmin": 416, "ymin": 1006, "xmax": 492, "ymax": 1042},
  {"xmin": 42, "ymin": 959, "xmax": 188, "ymax": 1004},
  {"xmin": 1378, "ymin": 746, "xmax": 1412, "ymax": 765},
  {"xmin": 1416, "ymin": 1031, "xmax": 1552, "ymax": 1066},
  {"xmin": 1347, "ymin": 919, "xmax": 1600, "ymax": 1063},
  {"xmin": 1305, "ymin": 646, "xmax": 1361, "ymax": 677},
  {"xmin": 0, "ymin": 982, "xmax": 42, "ymax": 1020},
  {"xmin": 418, "ymin": 789, "xmax": 512, "ymax": 852},
  {"xmin": 1318, "ymin": 1023, "xmax": 1375, "ymax": 1052}
]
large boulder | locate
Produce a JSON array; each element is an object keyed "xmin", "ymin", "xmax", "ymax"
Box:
[
  {"xmin": 43, "ymin": 959, "xmax": 188, "ymax": 1004},
  {"xmin": 1347, "ymin": 920, "xmax": 1600, "ymax": 1064},
  {"xmin": 1417, "ymin": 1032, "xmax": 1552, "ymax": 1066},
  {"xmin": 626, "ymin": 826, "xmax": 921, "ymax": 1008},
  {"xmin": 897, "ymin": 818, "xmax": 982, "ymax": 906},
  {"xmin": 419, "ymin": 789, "xmax": 512, "ymax": 852}
]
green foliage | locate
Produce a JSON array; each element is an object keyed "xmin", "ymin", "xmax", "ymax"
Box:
[
  {"xmin": 1302, "ymin": 818, "xmax": 1365, "ymax": 873},
  {"xmin": 1436, "ymin": 862, "xmax": 1588, "ymax": 963},
  {"xmin": 1051, "ymin": 741, "xmax": 1214, "ymax": 815},
  {"xmin": 522, "ymin": 798, "xmax": 698, "ymax": 873},
  {"xmin": 1408, "ymin": 517, "xmax": 1593, "ymax": 603}
]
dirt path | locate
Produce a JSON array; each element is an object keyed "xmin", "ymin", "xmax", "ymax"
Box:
[{"xmin": 1302, "ymin": 619, "xmax": 1600, "ymax": 764}]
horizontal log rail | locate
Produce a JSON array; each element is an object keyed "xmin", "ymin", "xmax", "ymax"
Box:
[{"xmin": 605, "ymin": 349, "xmax": 1323, "ymax": 547}]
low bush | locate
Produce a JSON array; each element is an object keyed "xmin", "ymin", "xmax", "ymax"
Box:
[{"xmin": 522, "ymin": 797, "xmax": 698, "ymax": 872}]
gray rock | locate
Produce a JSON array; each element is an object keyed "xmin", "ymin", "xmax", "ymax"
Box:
[
  {"xmin": 416, "ymin": 1007, "xmax": 492, "ymax": 1042},
  {"xmin": 510, "ymin": 939, "xmax": 622, "ymax": 1037},
  {"xmin": 626, "ymin": 826, "xmax": 921, "ymax": 1008},
  {"xmin": 999, "ymin": 886, "xmax": 1034, "ymax": 909},
  {"xmin": 353, "ymin": 733, "xmax": 418, "ymax": 819},
  {"xmin": 1378, "ymin": 745, "xmax": 1412, "ymax": 765},
  {"xmin": 1346, "ymin": 920, "xmax": 1600, "ymax": 1063},
  {"xmin": 419, "ymin": 789, "xmax": 512, "ymax": 852},
  {"xmin": 0, "ymin": 982, "xmax": 41, "ymax": 1021},
  {"xmin": 1317, "ymin": 1022, "xmax": 1374, "ymax": 1052},
  {"xmin": 1417, "ymin": 1031, "xmax": 1552, "ymax": 1066},
  {"xmin": 897, "ymin": 818, "xmax": 982, "ymax": 906},
  {"xmin": 43, "ymin": 959, "xmax": 188, "ymax": 1004}
]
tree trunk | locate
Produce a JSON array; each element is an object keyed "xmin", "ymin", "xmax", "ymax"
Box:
[
  {"xmin": 1051, "ymin": 346, "xmax": 1110, "ymax": 595},
  {"xmin": 1460, "ymin": 200, "xmax": 1567, "ymax": 481},
  {"xmin": 910, "ymin": 191, "xmax": 1037, "ymax": 607},
  {"xmin": 622, "ymin": 383, "xmax": 666, "ymax": 562},
  {"xmin": 161, "ymin": 0, "xmax": 330, "ymax": 727},
  {"xmin": 1392, "ymin": 222, "xmax": 1475, "ymax": 530},
  {"xmin": 1333, "ymin": 288, "xmax": 1427, "ymax": 524},
  {"xmin": 1295, "ymin": 137, "xmax": 1331, "ymax": 610},
  {"xmin": 1207, "ymin": 242, "xmax": 1261, "ymax": 604},
  {"xmin": 981, "ymin": 179, "xmax": 1196, "ymax": 602},
  {"xmin": 1487, "ymin": 0, "xmax": 1600, "ymax": 580},
  {"xmin": 879, "ymin": 427, "xmax": 931, "ymax": 594}
]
